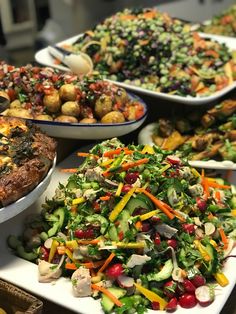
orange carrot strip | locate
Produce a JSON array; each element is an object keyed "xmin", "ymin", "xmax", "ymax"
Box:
[
  {"xmin": 103, "ymin": 147, "xmax": 133, "ymax": 158},
  {"xmin": 208, "ymin": 181, "xmax": 231, "ymax": 189},
  {"xmin": 77, "ymin": 152, "xmax": 99, "ymax": 159},
  {"xmin": 208, "ymin": 212, "xmax": 214, "ymax": 220},
  {"xmin": 215, "ymin": 190, "xmax": 221, "ymax": 202},
  {"xmin": 76, "ymin": 239, "xmax": 100, "ymax": 245},
  {"xmin": 121, "ymin": 158, "xmax": 149, "ymax": 171},
  {"xmin": 161, "ymin": 202, "xmax": 186, "ymax": 222},
  {"xmin": 65, "ymin": 263, "xmax": 77, "ymax": 270},
  {"xmin": 135, "ymin": 221, "xmax": 142, "ymax": 230},
  {"xmin": 100, "ymin": 195, "xmax": 111, "ymax": 201},
  {"xmin": 60, "ymin": 168, "xmax": 78, "ymax": 173},
  {"xmin": 97, "ymin": 252, "xmax": 116, "ymax": 274},
  {"xmin": 136, "ymin": 188, "xmax": 174, "ymax": 220},
  {"xmin": 219, "ymin": 227, "xmax": 228, "ymax": 250},
  {"xmin": 91, "ymin": 284, "xmax": 122, "ymax": 307}
]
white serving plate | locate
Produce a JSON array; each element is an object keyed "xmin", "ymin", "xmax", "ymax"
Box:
[
  {"xmin": 35, "ymin": 34, "xmax": 236, "ymax": 105},
  {"xmin": 0, "ymin": 156, "xmax": 56, "ymax": 223},
  {"xmin": 0, "ymin": 148, "xmax": 236, "ymax": 314},
  {"xmin": 27, "ymin": 93, "xmax": 147, "ymax": 139},
  {"xmin": 138, "ymin": 122, "xmax": 236, "ymax": 170}
]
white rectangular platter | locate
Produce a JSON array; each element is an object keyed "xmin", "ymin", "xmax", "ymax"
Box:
[
  {"xmin": 0, "ymin": 148, "xmax": 236, "ymax": 314},
  {"xmin": 35, "ymin": 34, "xmax": 236, "ymax": 105}
]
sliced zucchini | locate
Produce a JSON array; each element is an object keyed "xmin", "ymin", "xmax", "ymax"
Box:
[{"xmin": 147, "ymin": 259, "xmax": 173, "ymax": 282}]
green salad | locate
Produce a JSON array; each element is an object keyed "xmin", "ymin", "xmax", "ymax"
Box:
[{"xmin": 8, "ymin": 138, "xmax": 236, "ymax": 313}]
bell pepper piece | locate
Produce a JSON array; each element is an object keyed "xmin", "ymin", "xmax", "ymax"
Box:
[{"xmin": 134, "ymin": 283, "xmax": 167, "ymax": 310}]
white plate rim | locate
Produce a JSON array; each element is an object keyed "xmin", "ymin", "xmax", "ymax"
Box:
[
  {"xmin": 35, "ymin": 33, "xmax": 236, "ymax": 105},
  {"xmin": 138, "ymin": 122, "xmax": 236, "ymax": 170}
]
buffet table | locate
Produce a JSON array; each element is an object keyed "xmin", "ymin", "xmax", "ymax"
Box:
[{"xmin": 1, "ymin": 91, "xmax": 236, "ymax": 314}]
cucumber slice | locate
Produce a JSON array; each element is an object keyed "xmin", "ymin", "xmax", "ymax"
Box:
[
  {"xmin": 117, "ymin": 209, "xmax": 130, "ymax": 236},
  {"xmin": 101, "ymin": 287, "xmax": 126, "ymax": 313},
  {"xmin": 147, "ymin": 259, "xmax": 173, "ymax": 282},
  {"xmin": 7, "ymin": 235, "xmax": 21, "ymax": 250},
  {"xmin": 126, "ymin": 194, "xmax": 153, "ymax": 215},
  {"xmin": 108, "ymin": 224, "xmax": 119, "ymax": 241},
  {"xmin": 86, "ymin": 214, "xmax": 109, "ymax": 234}
]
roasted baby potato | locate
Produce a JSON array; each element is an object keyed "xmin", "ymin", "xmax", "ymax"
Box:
[
  {"xmin": 101, "ymin": 111, "xmax": 125, "ymax": 123},
  {"xmin": 34, "ymin": 114, "xmax": 53, "ymax": 121},
  {"xmin": 54, "ymin": 115, "xmax": 78, "ymax": 123},
  {"xmin": 61, "ymin": 101, "xmax": 80, "ymax": 117},
  {"xmin": 95, "ymin": 95, "xmax": 113, "ymax": 118},
  {"xmin": 3, "ymin": 108, "xmax": 33, "ymax": 119},
  {"xmin": 43, "ymin": 90, "xmax": 61, "ymax": 113},
  {"xmin": 59, "ymin": 84, "xmax": 77, "ymax": 101}
]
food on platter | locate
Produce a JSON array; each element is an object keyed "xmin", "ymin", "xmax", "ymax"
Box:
[
  {"xmin": 0, "ymin": 116, "xmax": 56, "ymax": 207},
  {"xmin": 198, "ymin": 5, "xmax": 236, "ymax": 37},
  {"xmin": 150, "ymin": 98, "xmax": 236, "ymax": 162},
  {"xmin": 0, "ymin": 62, "xmax": 145, "ymax": 124},
  {"xmin": 61, "ymin": 7, "xmax": 236, "ymax": 97},
  {"xmin": 8, "ymin": 138, "xmax": 236, "ymax": 313}
]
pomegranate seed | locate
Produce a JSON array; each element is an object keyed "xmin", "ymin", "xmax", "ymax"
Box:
[
  {"xmin": 178, "ymin": 293, "xmax": 197, "ymax": 308},
  {"xmin": 125, "ymin": 172, "xmax": 139, "ymax": 184},
  {"xmin": 84, "ymin": 228, "xmax": 94, "ymax": 238},
  {"xmin": 154, "ymin": 233, "xmax": 161, "ymax": 245},
  {"xmin": 196, "ymin": 198, "xmax": 207, "ymax": 212},
  {"xmin": 182, "ymin": 223, "xmax": 195, "ymax": 234},
  {"xmin": 151, "ymin": 301, "xmax": 160, "ymax": 310},
  {"xmin": 183, "ymin": 279, "xmax": 196, "ymax": 293},
  {"xmin": 122, "ymin": 184, "xmax": 132, "ymax": 193},
  {"xmin": 74, "ymin": 229, "xmax": 85, "ymax": 238},
  {"xmin": 141, "ymin": 222, "xmax": 151, "ymax": 232},
  {"xmin": 167, "ymin": 239, "xmax": 178, "ymax": 249},
  {"xmin": 166, "ymin": 297, "xmax": 178, "ymax": 312},
  {"xmin": 40, "ymin": 246, "xmax": 49, "ymax": 261}
]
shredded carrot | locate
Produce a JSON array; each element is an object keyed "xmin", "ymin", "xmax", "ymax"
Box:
[
  {"xmin": 215, "ymin": 190, "xmax": 221, "ymax": 202},
  {"xmin": 121, "ymin": 158, "xmax": 149, "ymax": 171},
  {"xmin": 201, "ymin": 170, "xmax": 210, "ymax": 197},
  {"xmin": 208, "ymin": 212, "xmax": 214, "ymax": 220},
  {"xmin": 65, "ymin": 263, "xmax": 77, "ymax": 270},
  {"xmin": 161, "ymin": 201, "xmax": 186, "ymax": 222},
  {"xmin": 77, "ymin": 152, "xmax": 99, "ymax": 159},
  {"xmin": 91, "ymin": 284, "xmax": 122, "ymax": 307},
  {"xmin": 219, "ymin": 227, "xmax": 228, "ymax": 250},
  {"xmin": 103, "ymin": 147, "xmax": 133, "ymax": 158},
  {"xmin": 208, "ymin": 181, "xmax": 231, "ymax": 189},
  {"xmin": 100, "ymin": 195, "xmax": 111, "ymax": 201},
  {"xmin": 136, "ymin": 188, "xmax": 174, "ymax": 220},
  {"xmin": 135, "ymin": 221, "xmax": 142, "ymax": 230},
  {"xmin": 60, "ymin": 168, "xmax": 78, "ymax": 173},
  {"xmin": 65, "ymin": 260, "xmax": 105, "ymax": 270},
  {"xmin": 76, "ymin": 239, "xmax": 100, "ymax": 245},
  {"xmin": 97, "ymin": 252, "xmax": 116, "ymax": 274}
]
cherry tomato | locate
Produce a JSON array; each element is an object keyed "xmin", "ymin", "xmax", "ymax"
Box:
[
  {"xmin": 106, "ymin": 263, "xmax": 123, "ymax": 278},
  {"xmin": 183, "ymin": 279, "xmax": 196, "ymax": 293},
  {"xmin": 178, "ymin": 293, "xmax": 197, "ymax": 308},
  {"xmin": 190, "ymin": 274, "xmax": 206, "ymax": 287},
  {"xmin": 166, "ymin": 297, "xmax": 178, "ymax": 312},
  {"xmin": 163, "ymin": 280, "xmax": 177, "ymax": 298},
  {"xmin": 151, "ymin": 301, "xmax": 160, "ymax": 310}
]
